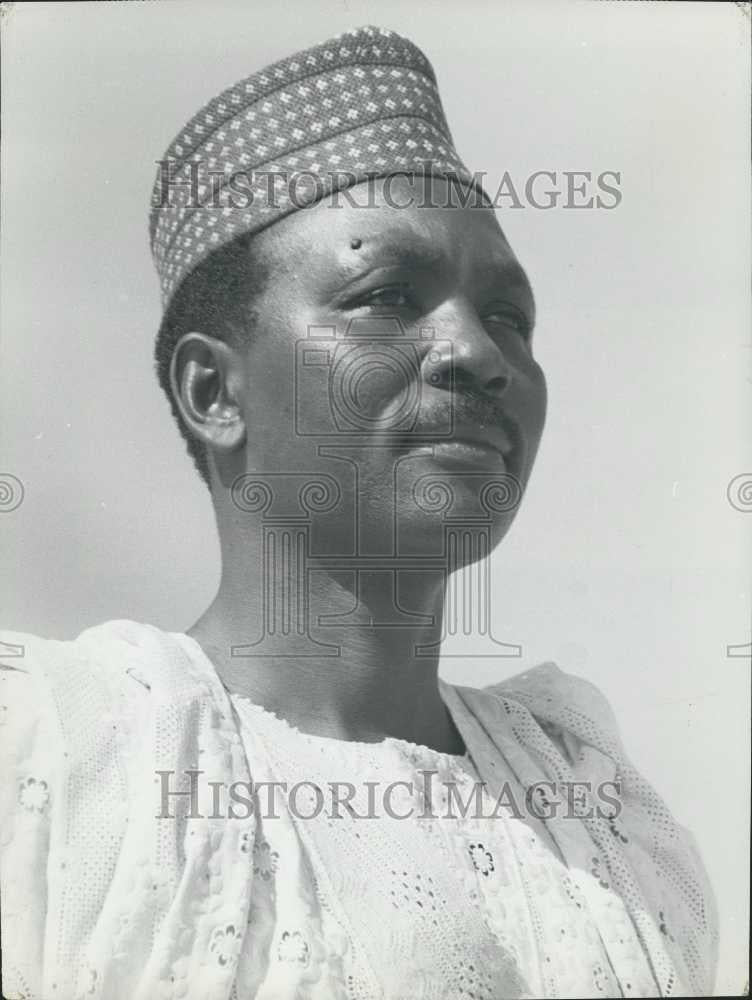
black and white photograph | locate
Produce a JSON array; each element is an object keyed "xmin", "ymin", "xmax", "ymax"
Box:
[{"xmin": 0, "ymin": 2, "xmax": 749, "ymax": 998}]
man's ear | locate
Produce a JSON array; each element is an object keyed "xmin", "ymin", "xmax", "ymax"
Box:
[{"xmin": 169, "ymin": 332, "xmax": 247, "ymax": 454}]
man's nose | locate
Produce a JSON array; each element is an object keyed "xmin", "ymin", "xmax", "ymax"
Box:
[{"xmin": 418, "ymin": 305, "xmax": 513, "ymax": 398}]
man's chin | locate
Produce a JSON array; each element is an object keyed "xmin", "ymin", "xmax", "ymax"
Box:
[
  {"xmin": 394, "ymin": 500, "xmax": 518, "ymax": 561},
  {"xmin": 390, "ymin": 448, "xmax": 524, "ymax": 529}
]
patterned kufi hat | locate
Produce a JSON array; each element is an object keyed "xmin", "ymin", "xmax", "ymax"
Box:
[{"xmin": 149, "ymin": 25, "xmax": 488, "ymax": 310}]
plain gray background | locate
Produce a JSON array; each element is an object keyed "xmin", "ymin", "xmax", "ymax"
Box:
[{"xmin": 1, "ymin": 1, "xmax": 749, "ymax": 992}]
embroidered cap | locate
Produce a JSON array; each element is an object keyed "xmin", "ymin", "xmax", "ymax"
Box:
[{"xmin": 149, "ymin": 25, "xmax": 488, "ymax": 309}]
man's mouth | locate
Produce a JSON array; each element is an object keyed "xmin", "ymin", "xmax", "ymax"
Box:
[
  {"xmin": 426, "ymin": 438, "xmax": 508, "ymax": 465},
  {"xmin": 402, "ymin": 438, "xmax": 510, "ymax": 474},
  {"xmin": 389, "ymin": 418, "xmax": 520, "ymax": 475}
]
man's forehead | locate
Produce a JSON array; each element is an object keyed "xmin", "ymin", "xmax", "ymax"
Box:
[{"xmin": 258, "ymin": 193, "xmax": 525, "ymax": 285}]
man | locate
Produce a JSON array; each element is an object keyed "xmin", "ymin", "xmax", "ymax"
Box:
[{"xmin": 0, "ymin": 25, "xmax": 717, "ymax": 1000}]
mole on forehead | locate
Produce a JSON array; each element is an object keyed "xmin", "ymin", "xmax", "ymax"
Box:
[
  {"xmin": 328, "ymin": 198, "xmax": 503, "ymax": 267},
  {"xmin": 331, "ymin": 212, "xmax": 472, "ymax": 265},
  {"xmin": 340, "ymin": 233, "xmax": 447, "ymax": 268},
  {"xmin": 331, "ymin": 226, "xmax": 527, "ymax": 288}
]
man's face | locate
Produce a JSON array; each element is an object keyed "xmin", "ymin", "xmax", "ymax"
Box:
[{"xmin": 222, "ymin": 175, "xmax": 547, "ymax": 563}]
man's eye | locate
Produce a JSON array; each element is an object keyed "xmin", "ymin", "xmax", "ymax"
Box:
[
  {"xmin": 483, "ymin": 305, "xmax": 531, "ymax": 338},
  {"xmin": 353, "ymin": 285, "xmax": 415, "ymax": 309}
]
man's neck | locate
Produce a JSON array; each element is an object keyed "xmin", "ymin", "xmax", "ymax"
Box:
[{"xmin": 188, "ymin": 562, "xmax": 465, "ymax": 755}]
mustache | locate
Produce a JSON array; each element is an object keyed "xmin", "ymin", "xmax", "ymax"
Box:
[{"xmin": 423, "ymin": 388, "xmax": 517, "ymax": 436}]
